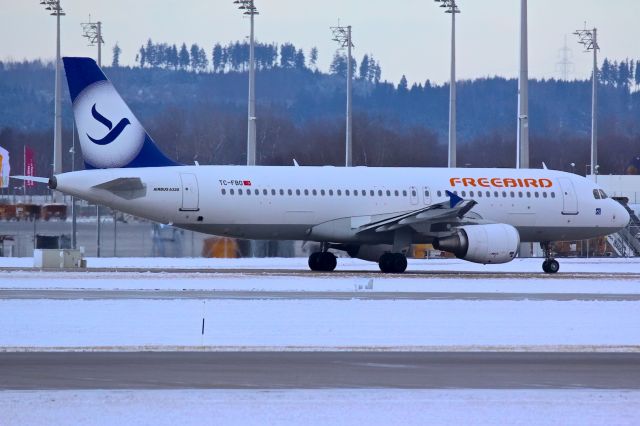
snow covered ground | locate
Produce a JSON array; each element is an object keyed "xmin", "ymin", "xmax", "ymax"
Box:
[
  {"xmin": 1, "ymin": 298, "xmax": 638, "ymax": 350},
  {"xmin": 1, "ymin": 389, "xmax": 639, "ymax": 426}
]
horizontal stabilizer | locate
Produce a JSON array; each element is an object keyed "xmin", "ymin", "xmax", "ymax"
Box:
[
  {"xmin": 92, "ymin": 177, "xmax": 146, "ymax": 200},
  {"xmin": 10, "ymin": 175, "xmax": 49, "ymax": 183}
]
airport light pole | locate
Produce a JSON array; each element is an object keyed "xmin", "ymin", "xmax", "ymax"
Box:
[
  {"xmin": 516, "ymin": 0, "xmax": 529, "ymax": 169},
  {"xmin": 434, "ymin": 0, "xmax": 460, "ymax": 168},
  {"xmin": 330, "ymin": 24, "xmax": 354, "ymax": 167},
  {"xmin": 81, "ymin": 17, "xmax": 105, "ymax": 256},
  {"xmin": 574, "ymin": 24, "xmax": 599, "ymax": 177},
  {"xmin": 234, "ymin": 0, "xmax": 258, "ymax": 166},
  {"xmin": 39, "ymin": 0, "xmax": 64, "ymax": 200}
]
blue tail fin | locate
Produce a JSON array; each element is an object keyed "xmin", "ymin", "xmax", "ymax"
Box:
[{"xmin": 63, "ymin": 57, "xmax": 179, "ymax": 169}]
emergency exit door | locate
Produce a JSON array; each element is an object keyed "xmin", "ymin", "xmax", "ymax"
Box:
[{"xmin": 180, "ymin": 173, "xmax": 199, "ymax": 211}]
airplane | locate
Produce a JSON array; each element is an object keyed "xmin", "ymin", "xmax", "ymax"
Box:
[{"xmin": 15, "ymin": 57, "xmax": 630, "ymax": 273}]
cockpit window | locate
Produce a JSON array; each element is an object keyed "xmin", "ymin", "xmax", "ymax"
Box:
[
  {"xmin": 593, "ymin": 189, "xmax": 601, "ymax": 200},
  {"xmin": 599, "ymin": 189, "xmax": 608, "ymax": 199}
]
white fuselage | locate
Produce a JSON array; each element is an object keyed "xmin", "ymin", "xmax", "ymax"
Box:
[{"xmin": 52, "ymin": 165, "xmax": 629, "ymax": 244}]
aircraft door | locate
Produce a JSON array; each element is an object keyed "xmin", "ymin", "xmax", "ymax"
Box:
[
  {"xmin": 410, "ymin": 186, "xmax": 419, "ymax": 205},
  {"xmin": 180, "ymin": 173, "xmax": 200, "ymax": 211},
  {"xmin": 558, "ymin": 177, "xmax": 578, "ymax": 215},
  {"xmin": 422, "ymin": 186, "xmax": 432, "ymax": 205}
]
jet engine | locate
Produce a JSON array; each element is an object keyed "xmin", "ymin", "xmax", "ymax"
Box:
[{"xmin": 433, "ymin": 224, "xmax": 520, "ymax": 264}]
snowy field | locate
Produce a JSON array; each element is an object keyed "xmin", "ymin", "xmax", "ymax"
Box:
[
  {"xmin": 1, "ymin": 257, "xmax": 639, "ymax": 351},
  {"xmin": 1, "ymin": 297, "xmax": 638, "ymax": 350},
  {"xmin": 2, "ymin": 389, "xmax": 639, "ymax": 426}
]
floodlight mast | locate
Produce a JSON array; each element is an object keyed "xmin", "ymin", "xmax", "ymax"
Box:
[
  {"xmin": 81, "ymin": 17, "xmax": 105, "ymax": 256},
  {"xmin": 39, "ymin": 0, "xmax": 65, "ymax": 198},
  {"xmin": 234, "ymin": 0, "xmax": 258, "ymax": 166},
  {"xmin": 81, "ymin": 17, "xmax": 104, "ymax": 66},
  {"xmin": 516, "ymin": 0, "xmax": 529, "ymax": 169},
  {"xmin": 434, "ymin": 0, "xmax": 460, "ymax": 168},
  {"xmin": 574, "ymin": 24, "xmax": 599, "ymax": 176},
  {"xmin": 331, "ymin": 24, "xmax": 354, "ymax": 167}
]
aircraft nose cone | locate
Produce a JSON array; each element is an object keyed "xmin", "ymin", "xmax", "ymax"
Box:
[{"xmin": 614, "ymin": 202, "xmax": 630, "ymax": 229}]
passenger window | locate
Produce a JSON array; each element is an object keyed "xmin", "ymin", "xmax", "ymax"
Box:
[
  {"xmin": 411, "ymin": 190, "xmax": 417, "ymax": 197},
  {"xmin": 287, "ymin": 189, "xmax": 292, "ymax": 195},
  {"xmin": 337, "ymin": 190, "xmax": 342, "ymax": 196},
  {"xmin": 279, "ymin": 189, "xmax": 284, "ymax": 195},
  {"xmin": 510, "ymin": 191, "xmax": 515, "ymax": 197},
  {"xmin": 534, "ymin": 192, "xmax": 539, "ymax": 198},
  {"xmin": 304, "ymin": 189, "xmax": 309, "ymax": 196},
  {"xmin": 230, "ymin": 189, "xmax": 235, "ymax": 195},
  {"xmin": 221, "ymin": 188, "xmax": 226, "ymax": 195},
  {"xmin": 296, "ymin": 189, "xmax": 301, "ymax": 196},
  {"xmin": 254, "ymin": 189, "xmax": 259, "ymax": 195},
  {"xmin": 345, "ymin": 190, "xmax": 350, "ymax": 196},
  {"xmin": 263, "ymin": 189, "xmax": 267, "ymax": 195},
  {"xmin": 424, "ymin": 190, "xmax": 430, "ymax": 197},
  {"xmin": 239, "ymin": 189, "xmax": 243, "ymax": 195},
  {"xmin": 312, "ymin": 189, "xmax": 317, "ymax": 196},
  {"xmin": 487, "ymin": 191, "xmax": 492, "ymax": 197},
  {"xmin": 551, "ymin": 192, "xmax": 556, "ymax": 198},
  {"xmin": 370, "ymin": 190, "xmax": 375, "ymax": 196},
  {"xmin": 518, "ymin": 192, "xmax": 523, "ymax": 198},
  {"xmin": 402, "ymin": 190, "xmax": 407, "ymax": 197},
  {"xmin": 320, "ymin": 189, "xmax": 325, "ymax": 196},
  {"xmin": 437, "ymin": 191, "xmax": 442, "ymax": 197},
  {"xmin": 353, "ymin": 190, "xmax": 358, "ymax": 196},
  {"xmin": 387, "ymin": 190, "xmax": 391, "ymax": 196},
  {"xmin": 271, "ymin": 189, "xmax": 276, "ymax": 195},
  {"xmin": 329, "ymin": 190, "xmax": 334, "ymax": 196},
  {"xmin": 461, "ymin": 191, "xmax": 466, "ymax": 197},
  {"xmin": 543, "ymin": 192, "xmax": 547, "ymax": 198},
  {"xmin": 477, "ymin": 191, "xmax": 482, "ymax": 198},
  {"xmin": 526, "ymin": 192, "xmax": 531, "ymax": 198},
  {"xmin": 502, "ymin": 191, "xmax": 507, "ymax": 198}
]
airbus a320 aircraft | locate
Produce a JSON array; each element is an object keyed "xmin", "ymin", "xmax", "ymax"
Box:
[{"xmin": 18, "ymin": 57, "xmax": 630, "ymax": 273}]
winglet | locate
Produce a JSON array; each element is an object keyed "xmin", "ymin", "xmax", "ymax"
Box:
[
  {"xmin": 293, "ymin": 159, "xmax": 300, "ymax": 167},
  {"xmin": 542, "ymin": 162, "xmax": 548, "ymax": 170},
  {"xmin": 445, "ymin": 190, "xmax": 463, "ymax": 208}
]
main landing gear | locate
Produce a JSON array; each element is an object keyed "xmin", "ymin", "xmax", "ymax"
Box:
[
  {"xmin": 378, "ymin": 252, "xmax": 408, "ymax": 274},
  {"xmin": 540, "ymin": 242, "xmax": 560, "ymax": 274},
  {"xmin": 308, "ymin": 244, "xmax": 337, "ymax": 272}
]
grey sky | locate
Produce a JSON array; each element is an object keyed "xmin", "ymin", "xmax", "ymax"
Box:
[{"xmin": 2, "ymin": 0, "xmax": 639, "ymax": 84}]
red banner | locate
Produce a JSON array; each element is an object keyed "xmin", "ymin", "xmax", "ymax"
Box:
[{"xmin": 25, "ymin": 146, "xmax": 35, "ymax": 187}]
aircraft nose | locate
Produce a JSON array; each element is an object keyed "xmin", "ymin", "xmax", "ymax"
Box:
[{"xmin": 613, "ymin": 201, "xmax": 630, "ymax": 229}]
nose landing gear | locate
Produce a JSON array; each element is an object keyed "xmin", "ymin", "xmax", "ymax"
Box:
[{"xmin": 540, "ymin": 242, "xmax": 560, "ymax": 274}]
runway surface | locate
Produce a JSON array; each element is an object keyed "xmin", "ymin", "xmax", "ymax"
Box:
[
  {"xmin": 1, "ymin": 352, "xmax": 639, "ymax": 390},
  {"xmin": 3, "ymin": 267, "xmax": 640, "ymax": 281},
  {"xmin": 2, "ymin": 289, "xmax": 639, "ymax": 301}
]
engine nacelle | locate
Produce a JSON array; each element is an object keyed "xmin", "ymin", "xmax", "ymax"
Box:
[
  {"xmin": 433, "ymin": 224, "xmax": 520, "ymax": 264},
  {"xmin": 345, "ymin": 244, "xmax": 393, "ymax": 262}
]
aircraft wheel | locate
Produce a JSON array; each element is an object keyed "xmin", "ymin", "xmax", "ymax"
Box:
[
  {"xmin": 379, "ymin": 253, "xmax": 407, "ymax": 273},
  {"xmin": 308, "ymin": 251, "xmax": 336, "ymax": 272},
  {"xmin": 542, "ymin": 259, "xmax": 559, "ymax": 274}
]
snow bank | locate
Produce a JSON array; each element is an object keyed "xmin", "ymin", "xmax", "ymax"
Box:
[
  {"xmin": 1, "ymin": 299, "xmax": 638, "ymax": 349},
  {"xmin": 1, "ymin": 389, "xmax": 639, "ymax": 426}
]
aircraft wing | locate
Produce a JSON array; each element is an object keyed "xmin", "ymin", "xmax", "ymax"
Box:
[{"xmin": 356, "ymin": 191, "xmax": 478, "ymax": 235}]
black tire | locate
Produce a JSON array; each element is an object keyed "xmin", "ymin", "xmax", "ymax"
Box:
[
  {"xmin": 378, "ymin": 253, "xmax": 393, "ymax": 273},
  {"xmin": 309, "ymin": 251, "xmax": 337, "ymax": 272},
  {"xmin": 319, "ymin": 252, "xmax": 337, "ymax": 272},
  {"xmin": 308, "ymin": 252, "xmax": 322, "ymax": 271},
  {"xmin": 391, "ymin": 253, "xmax": 408, "ymax": 273},
  {"xmin": 379, "ymin": 253, "xmax": 407, "ymax": 273},
  {"xmin": 542, "ymin": 260, "xmax": 550, "ymax": 273},
  {"xmin": 547, "ymin": 259, "xmax": 560, "ymax": 274}
]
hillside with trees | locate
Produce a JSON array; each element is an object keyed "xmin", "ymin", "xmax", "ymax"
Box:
[{"xmin": 1, "ymin": 39, "xmax": 640, "ymax": 187}]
